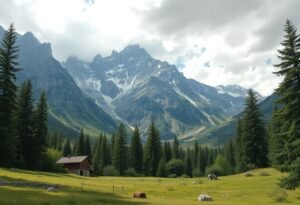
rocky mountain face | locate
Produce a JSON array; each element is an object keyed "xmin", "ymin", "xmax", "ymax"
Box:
[
  {"xmin": 0, "ymin": 26, "xmax": 118, "ymax": 137},
  {"xmin": 64, "ymin": 44, "xmax": 257, "ymax": 140},
  {"xmin": 216, "ymin": 84, "xmax": 263, "ymax": 99}
]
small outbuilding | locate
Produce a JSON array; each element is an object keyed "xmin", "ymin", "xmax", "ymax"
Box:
[{"xmin": 56, "ymin": 156, "xmax": 93, "ymax": 176}]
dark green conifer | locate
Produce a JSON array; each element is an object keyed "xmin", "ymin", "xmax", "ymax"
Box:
[{"xmin": 0, "ymin": 24, "xmax": 20, "ymax": 166}]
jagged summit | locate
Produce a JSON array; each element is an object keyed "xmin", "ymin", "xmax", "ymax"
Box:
[{"xmin": 64, "ymin": 44, "xmax": 255, "ymax": 140}]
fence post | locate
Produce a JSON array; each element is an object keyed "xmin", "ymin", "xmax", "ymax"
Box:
[
  {"xmin": 113, "ymin": 184, "xmax": 114, "ymax": 195},
  {"xmin": 123, "ymin": 185, "xmax": 124, "ymax": 195},
  {"xmin": 81, "ymin": 181, "xmax": 83, "ymax": 192}
]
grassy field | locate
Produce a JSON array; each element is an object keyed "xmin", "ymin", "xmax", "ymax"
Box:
[{"xmin": 0, "ymin": 168, "xmax": 299, "ymax": 205}]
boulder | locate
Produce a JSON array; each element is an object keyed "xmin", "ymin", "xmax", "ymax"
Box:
[
  {"xmin": 133, "ymin": 192, "xmax": 146, "ymax": 198},
  {"xmin": 47, "ymin": 186, "xmax": 56, "ymax": 192},
  {"xmin": 198, "ymin": 194, "xmax": 213, "ymax": 201},
  {"xmin": 207, "ymin": 174, "xmax": 218, "ymax": 180}
]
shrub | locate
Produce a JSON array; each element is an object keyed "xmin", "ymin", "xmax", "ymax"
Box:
[
  {"xmin": 259, "ymin": 171, "xmax": 270, "ymax": 176},
  {"xmin": 244, "ymin": 171, "xmax": 253, "ymax": 177},
  {"xmin": 192, "ymin": 168, "xmax": 203, "ymax": 177},
  {"xmin": 167, "ymin": 159, "xmax": 185, "ymax": 176},
  {"xmin": 124, "ymin": 168, "xmax": 137, "ymax": 177},
  {"xmin": 205, "ymin": 155, "xmax": 231, "ymax": 176},
  {"xmin": 246, "ymin": 163, "xmax": 257, "ymax": 170},
  {"xmin": 181, "ymin": 174, "xmax": 190, "ymax": 178},
  {"xmin": 205, "ymin": 165, "xmax": 223, "ymax": 176},
  {"xmin": 42, "ymin": 148, "xmax": 64, "ymax": 172},
  {"xmin": 267, "ymin": 187, "xmax": 287, "ymax": 202},
  {"xmin": 168, "ymin": 173, "xmax": 177, "ymax": 178},
  {"xmin": 103, "ymin": 166, "xmax": 119, "ymax": 176},
  {"xmin": 156, "ymin": 159, "xmax": 168, "ymax": 177}
]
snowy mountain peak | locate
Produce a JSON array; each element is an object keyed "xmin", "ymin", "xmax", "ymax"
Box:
[
  {"xmin": 216, "ymin": 84, "xmax": 262, "ymax": 98},
  {"xmin": 120, "ymin": 44, "xmax": 151, "ymax": 59},
  {"xmin": 65, "ymin": 45, "xmax": 251, "ymax": 139}
]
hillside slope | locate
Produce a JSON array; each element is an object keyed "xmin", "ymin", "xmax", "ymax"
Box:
[
  {"xmin": 0, "ymin": 26, "xmax": 118, "ymax": 137},
  {"xmin": 196, "ymin": 93, "xmax": 278, "ymax": 145}
]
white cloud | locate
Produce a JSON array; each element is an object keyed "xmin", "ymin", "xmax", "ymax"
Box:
[{"xmin": 0, "ymin": 0, "xmax": 298, "ymax": 96}]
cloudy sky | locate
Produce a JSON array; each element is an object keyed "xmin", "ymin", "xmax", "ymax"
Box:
[{"xmin": 0, "ymin": 0, "xmax": 299, "ymax": 96}]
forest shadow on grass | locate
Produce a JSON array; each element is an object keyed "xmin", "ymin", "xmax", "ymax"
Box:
[
  {"xmin": 3, "ymin": 168, "xmax": 85, "ymax": 179},
  {"xmin": 0, "ymin": 183, "xmax": 148, "ymax": 205}
]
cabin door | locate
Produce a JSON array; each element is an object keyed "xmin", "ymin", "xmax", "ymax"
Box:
[{"xmin": 80, "ymin": 170, "xmax": 83, "ymax": 176}]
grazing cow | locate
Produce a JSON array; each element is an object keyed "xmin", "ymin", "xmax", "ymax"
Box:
[
  {"xmin": 207, "ymin": 174, "xmax": 218, "ymax": 180},
  {"xmin": 133, "ymin": 192, "xmax": 147, "ymax": 198}
]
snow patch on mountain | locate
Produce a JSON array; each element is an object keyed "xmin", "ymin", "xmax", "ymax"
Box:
[
  {"xmin": 172, "ymin": 80, "xmax": 197, "ymax": 107},
  {"xmin": 201, "ymin": 111, "xmax": 216, "ymax": 125}
]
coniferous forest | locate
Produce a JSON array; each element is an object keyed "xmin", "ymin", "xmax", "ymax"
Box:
[{"xmin": 0, "ymin": 20, "xmax": 299, "ymax": 190}]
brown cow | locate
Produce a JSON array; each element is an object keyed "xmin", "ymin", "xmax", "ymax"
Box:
[{"xmin": 133, "ymin": 192, "xmax": 147, "ymax": 198}]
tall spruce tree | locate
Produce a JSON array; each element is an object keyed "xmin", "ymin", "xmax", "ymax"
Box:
[
  {"xmin": 193, "ymin": 141, "xmax": 199, "ymax": 168},
  {"xmin": 130, "ymin": 126, "xmax": 143, "ymax": 173},
  {"xmin": 272, "ymin": 19, "xmax": 300, "ymax": 189},
  {"xmin": 185, "ymin": 148, "xmax": 193, "ymax": 177},
  {"xmin": 172, "ymin": 135, "xmax": 180, "ymax": 159},
  {"xmin": 92, "ymin": 135, "xmax": 102, "ymax": 175},
  {"xmin": 224, "ymin": 139, "xmax": 235, "ymax": 173},
  {"xmin": 76, "ymin": 128, "xmax": 85, "ymax": 155},
  {"xmin": 15, "ymin": 80, "xmax": 35, "ymax": 169},
  {"xmin": 163, "ymin": 141, "xmax": 172, "ymax": 162},
  {"xmin": 84, "ymin": 135, "xmax": 92, "ymax": 159},
  {"xmin": 63, "ymin": 138, "xmax": 72, "ymax": 157},
  {"xmin": 144, "ymin": 121, "xmax": 162, "ymax": 176},
  {"xmin": 112, "ymin": 123, "xmax": 127, "ymax": 175},
  {"xmin": 268, "ymin": 106, "xmax": 285, "ymax": 169},
  {"xmin": 32, "ymin": 91, "xmax": 48, "ymax": 169},
  {"xmin": 99, "ymin": 135, "xmax": 108, "ymax": 174},
  {"xmin": 237, "ymin": 89, "xmax": 268, "ymax": 171},
  {"xmin": 0, "ymin": 24, "xmax": 20, "ymax": 166}
]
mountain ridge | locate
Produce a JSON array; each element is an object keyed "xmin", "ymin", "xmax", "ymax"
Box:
[
  {"xmin": 0, "ymin": 27, "xmax": 119, "ymax": 137},
  {"xmin": 64, "ymin": 44, "xmax": 262, "ymax": 140}
]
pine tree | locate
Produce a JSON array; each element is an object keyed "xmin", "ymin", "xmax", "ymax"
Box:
[
  {"xmin": 0, "ymin": 24, "xmax": 20, "ymax": 166},
  {"xmin": 112, "ymin": 123, "xmax": 127, "ymax": 175},
  {"xmin": 163, "ymin": 141, "xmax": 172, "ymax": 162},
  {"xmin": 32, "ymin": 91, "xmax": 48, "ymax": 169},
  {"xmin": 224, "ymin": 139, "xmax": 235, "ymax": 173},
  {"xmin": 156, "ymin": 159, "xmax": 167, "ymax": 177},
  {"xmin": 99, "ymin": 135, "xmax": 108, "ymax": 174},
  {"xmin": 185, "ymin": 148, "xmax": 193, "ymax": 177},
  {"xmin": 49, "ymin": 131, "xmax": 58, "ymax": 149},
  {"xmin": 234, "ymin": 118, "xmax": 245, "ymax": 171},
  {"xmin": 92, "ymin": 135, "xmax": 102, "ymax": 175},
  {"xmin": 84, "ymin": 135, "xmax": 92, "ymax": 159},
  {"xmin": 15, "ymin": 80, "xmax": 35, "ymax": 169},
  {"xmin": 237, "ymin": 90, "xmax": 268, "ymax": 171},
  {"xmin": 130, "ymin": 126, "xmax": 143, "ymax": 173},
  {"xmin": 76, "ymin": 128, "xmax": 85, "ymax": 155},
  {"xmin": 272, "ymin": 19, "xmax": 300, "ymax": 189},
  {"xmin": 63, "ymin": 138, "xmax": 72, "ymax": 157},
  {"xmin": 172, "ymin": 135, "xmax": 179, "ymax": 159},
  {"xmin": 144, "ymin": 121, "xmax": 162, "ymax": 176},
  {"xmin": 268, "ymin": 106, "xmax": 285, "ymax": 169},
  {"xmin": 193, "ymin": 141, "xmax": 199, "ymax": 168}
]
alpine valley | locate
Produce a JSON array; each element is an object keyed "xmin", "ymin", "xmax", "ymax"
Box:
[{"xmin": 1, "ymin": 26, "xmax": 269, "ymax": 143}]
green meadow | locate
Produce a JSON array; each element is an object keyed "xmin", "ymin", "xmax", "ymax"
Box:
[{"xmin": 0, "ymin": 168, "xmax": 299, "ymax": 205}]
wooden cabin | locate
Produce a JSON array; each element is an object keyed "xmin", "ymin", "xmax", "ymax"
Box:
[{"xmin": 56, "ymin": 156, "xmax": 93, "ymax": 176}]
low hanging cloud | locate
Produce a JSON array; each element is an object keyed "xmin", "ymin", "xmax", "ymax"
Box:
[{"xmin": 0, "ymin": 0, "xmax": 299, "ymax": 95}]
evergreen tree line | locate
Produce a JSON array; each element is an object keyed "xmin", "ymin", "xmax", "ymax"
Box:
[
  {"xmin": 225, "ymin": 20, "xmax": 300, "ymax": 190},
  {"xmin": 58, "ymin": 122, "xmax": 227, "ymax": 177},
  {"xmin": 0, "ymin": 24, "xmax": 48, "ymax": 170}
]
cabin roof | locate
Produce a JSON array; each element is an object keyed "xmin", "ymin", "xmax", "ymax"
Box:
[{"xmin": 56, "ymin": 156, "xmax": 89, "ymax": 164}]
